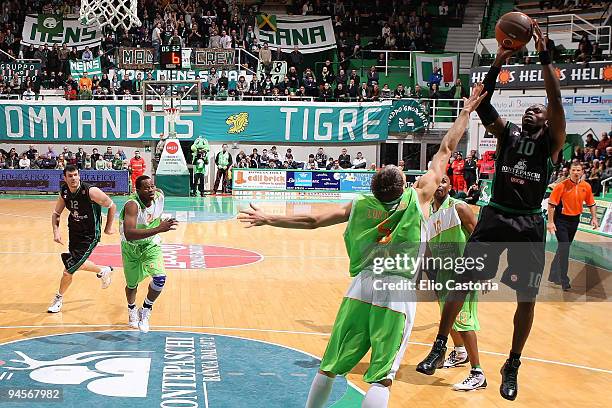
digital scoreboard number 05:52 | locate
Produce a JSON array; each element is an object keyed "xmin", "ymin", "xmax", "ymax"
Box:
[{"xmin": 160, "ymin": 45, "xmax": 182, "ymax": 69}]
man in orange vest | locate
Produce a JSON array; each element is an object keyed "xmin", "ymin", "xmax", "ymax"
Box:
[
  {"xmin": 547, "ymin": 162, "xmax": 598, "ymax": 290},
  {"xmin": 129, "ymin": 150, "xmax": 146, "ymax": 191}
]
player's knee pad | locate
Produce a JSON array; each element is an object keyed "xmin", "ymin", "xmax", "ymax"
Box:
[{"xmin": 150, "ymin": 275, "xmax": 166, "ymax": 291}]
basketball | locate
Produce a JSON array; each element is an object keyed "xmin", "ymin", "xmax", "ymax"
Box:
[{"xmin": 495, "ymin": 12, "xmax": 534, "ymax": 50}]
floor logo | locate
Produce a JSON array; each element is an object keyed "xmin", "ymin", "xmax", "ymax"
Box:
[
  {"xmin": 0, "ymin": 331, "xmax": 361, "ymax": 407},
  {"xmin": 89, "ymin": 244, "xmax": 263, "ymax": 269},
  {"xmin": 4, "ymin": 350, "xmax": 151, "ymax": 397}
]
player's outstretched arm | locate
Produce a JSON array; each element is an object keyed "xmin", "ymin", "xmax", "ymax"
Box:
[
  {"xmin": 89, "ymin": 187, "xmax": 117, "ymax": 235},
  {"xmin": 51, "ymin": 197, "xmax": 65, "ymax": 245},
  {"xmin": 122, "ymin": 201, "xmax": 178, "ymax": 241},
  {"xmin": 475, "ymin": 46, "xmax": 515, "ymax": 138},
  {"xmin": 238, "ymin": 202, "xmax": 352, "ymax": 229},
  {"xmin": 533, "ymin": 22, "xmax": 566, "ymax": 162},
  {"xmin": 415, "ymin": 84, "xmax": 488, "ymax": 205}
]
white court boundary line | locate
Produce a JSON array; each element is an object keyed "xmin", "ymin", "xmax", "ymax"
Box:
[{"xmin": 0, "ymin": 324, "xmax": 610, "ymax": 375}]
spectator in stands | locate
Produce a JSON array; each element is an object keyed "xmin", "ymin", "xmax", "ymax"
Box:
[
  {"xmin": 410, "ymin": 84, "xmax": 424, "ymax": 98},
  {"xmin": 260, "ymin": 149, "xmax": 270, "ymax": 167},
  {"xmin": 574, "ymin": 43, "xmax": 591, "ymax": 64},
  {"xmin": 90, "ymin": 148, "xmax": 101, "ymax": 167},
  {"xmin": 578, "ymin": 33, "xmax": 593, "ymax": 55},
  {"xmin": 18, "ymin": 153, "xmax": 30, "ymax": 169},
  {"xmin": 464, "ymin": 153, "xmax": 478, "ymax": 189},
  {"xmin": 112, "ymin": 154, "xmax": 124, "ymax": 170},
  {"xmin": 66, "ymin": 152, "xmax": 77, "ymax": 167},
  {"xmin": 585, "ymin": 134, "xmax": 598, "ymax": 149},
  {"xmin": 428, "ymin": 67, "xmax": 443, "ymax": 90},
  {"xmin": 320, "ymin": 83, "xmax": 333, "ymax": 100},
  {"xmin": 103, "ymin": 147, "xmax": 114, "ymax": 162},
  {"xmin": 358, "ymin": 82, "xmax": 370, "ymax": 100},
  {"xmin": 289, "ymin": 46, "xmax": 304, "ymax": 70},
  {"xmin": 315, "ymin": 148, "xmax": 327, "ymax": 168},
  {"xmin": 338, "ymin": 148, "xmax": 351, "ymax": 168},
  {"xmin": 589, "ymin": 159, "xmax": 603, "ymax": 196},
  {"xmin": 464, "ymin": 181, "xmax": 481, "ymax": 205},
  {"xmin": 22, "ymin": 87, "xmax": 35, "ymax": 100},
  {"xmin": 259, "ymin": 42, "xmax": 272, "ymax": 73},
  {"xmin": 285, "ymin": 148, "xmax": 294, "ymax": 161},
  {"xmin": 248, "ymin": 73, "xmax": 262, "ymax": 97},
  {"xmin": 347, "ymin": 79, "xmax": 358, "ymax": 99},
  {"xmin": 430, "ymin": 83, "xmax": 442, "ymax": 100},
  {"xmin": 380, "ymin": 84, "xmax": 392, "ymax": 98},
  {"xmin": 439, "ymin": 1, "xmax": 449, "ymax": 16},
  {"xmin": 60, "ymin": 147, "xmax": 71, "ymax": 161},
  {"xmin": 395, "ymin": 83, "xmax": 407, "ymax": 98},
  {"xmin": 208, "ymin": 68, "xmax": 219, "ymax": 95},
  {"xmin": 352, "ymin": 152, "xmax": 367, "ymax": 169},
  {"xmin": 249, "ymin": 148, "xmax": 261, "ymax": 167},
  {"xmin": 366, "ymin": 66, "xmax": 379, "ymax": 87},
  {"xmin": 236, "ymin": 76, "xmax": 248, "ymax": 97},
  {"xmin": 56, "ymin": 156, "xmax": 66, "ymax": 170},
  {"xmin": 320, "ymin": 66, "xmax": 335, "ymax": 87},
  {"xmin": 597, "ymin": 132, "xmax": 610, "ymax": 151},
  {"xmin": 25, "ymin": 145, "xmax": 37, "ymax": 160},
  {"xmin": 75, "ymin": 148, "xmax": 86, "ymax": 169},
  {"xmin": 46, "ymin": 146, "xmax": 57, "ymax": 159},
  {"xmin": 449, "ymin": 78, "xmax": 468, "ymax": 99},
  {"xmin": 79, "ymin": 85, "xmax": 93, "ymax": 100},
  {"xmin": 304, "ymin": 74, "xmax": 318, "ymax": 97},
  {"xmin": 592, "ymin": 42, "xmax": 603, "ymax": 61},
  {"xmin": 371, "ymin": 83, "xmax": 381, "ymax": 100},
  {"xmin": 334, "ymin": 83, "xmax": 347, "ymax": 99},
  {"xmin": 65, "ymin": 84, "xmax": 77, "ymax": 100},
  {"xmin": 220, "ymin": 30, "xmax": 232, "ymax": 49},
  {"xmin": 349, "ymin": 69, "xmax": 360, "ymax": 85},
  {"xmin": 82, "ymin": 46, "xmax": 93, "ymax": 62}
]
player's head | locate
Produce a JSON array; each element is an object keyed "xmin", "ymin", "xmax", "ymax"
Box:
[
  {"xmin": 371, "ymin": 165, "xmax": 405, "ymax": 203},
  {"xmin": 135, "ymin": 175, "xmax": 155, "ymax": 202},
  {"xmin": 434, "ymin": 175, "xmax": 451, "ymax": 202},
  {"xmin": 569, "ymin": 162, "xmax": 584, "ymax": 182},
  {"xmin": 63, "ymin": 165, "xmax": 80, "ymax": 189},
  {"xmin": 522, "ymin": 104, "xmax": 548, "ymax": 132}
]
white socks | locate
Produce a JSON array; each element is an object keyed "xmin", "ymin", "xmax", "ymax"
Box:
[
  {"xmin": 305, "ymin": 373, "xmax": 335, "ymax": 408},
  {"xmin": 362, "ymin": 383, "xmax": 390, "ymax": 408}
]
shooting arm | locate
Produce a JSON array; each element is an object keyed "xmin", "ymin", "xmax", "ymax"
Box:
[
  {"xmin": 541, "ymin": 59, "xmax": 565, "ymax": 162},
  {"xmin": 476, "ymin": 50, "xmax": 512, "ymax": 138}
]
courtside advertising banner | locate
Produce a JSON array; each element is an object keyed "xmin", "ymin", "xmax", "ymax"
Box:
[
  {"xmin": 0, "ymin": 169, "xmax": 129, "ymax": 193},
  {"xmin": 255, "ymin": 15, "xmax": 336, "ymax": 54},
  {"xmin": 21, "ymin": 15, "xmax": 102, "ymax": 50},
  {"xmin": 0, "ymin": 101, "xmax": 391, "ymax": 143},
  {"xmin": 156, "ymin": 139, "xmax": 189, "ymax": 176},
  {"xmin": 232, "ymin": 169, "xmax": 287, "ymax": 190}
]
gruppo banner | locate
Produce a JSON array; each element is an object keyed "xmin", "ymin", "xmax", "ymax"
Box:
[
  {"xmin": 21, "ymin": 15, "xmax": 102, "ymax": 50},
  {"xmin": 0, "ymin": 101, "xmax": 391, "ymax": 143},
  {"xmin": 388, "ymin": 99, "xmax": 429, "ymax": 133},
  {"xmin": 470, "ymin": 61, "xmax": 612, "ymax": 89},
  {"xmin": 255, "ymin": 15, "xmax": 336, "ymax": 54},
  {"xmin": 0, "ymin": 169, "xmax": 129, "ymax": 193}
]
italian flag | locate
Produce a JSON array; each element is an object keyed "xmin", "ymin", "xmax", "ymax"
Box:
[{"xmin": 414, "ymin": 53, "xmax": 458, "ymax": 91}]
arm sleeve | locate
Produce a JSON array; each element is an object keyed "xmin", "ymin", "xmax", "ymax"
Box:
[
  {"xmin": 548, "ymin": 183, "xmax": 563, "ymax": 206},
  {"xmin": 475, "ymin": 66, "xmax": 501, "ymax": 126}
]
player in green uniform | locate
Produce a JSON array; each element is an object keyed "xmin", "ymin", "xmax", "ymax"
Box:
[
  {"xmin": 238, "ymin": 84, "xmax": 488, "ymax": 407},
  {"xmin": 120, "ymin": 175, "xmax": 178, "ymax": 333},
  {"xmin": 427, "ymin": 175, "xmax": 485, "ymax": 391}
]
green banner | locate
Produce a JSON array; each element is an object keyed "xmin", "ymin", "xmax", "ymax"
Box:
[
  {"xmin": 37, "ymin": 14, "xmax": 63, "ymax": 35},
  {"xmin": 0, "ymin": 101, "xmax": 390, "ymax": 142},
  {"xmin": 388, "ymin": 99, "xmax": 429, "ymax": 133},
  {"xmin": 70, "ymin": 57, "xmax": 103, "ymax": 77}
]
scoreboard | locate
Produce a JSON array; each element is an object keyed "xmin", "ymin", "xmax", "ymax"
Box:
[{"xmin": 160, "ymin": 45, "xmax": 182, "ymax": 69}]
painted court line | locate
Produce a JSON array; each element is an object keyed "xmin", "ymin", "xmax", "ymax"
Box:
[{"xmin": 0, "ymin": 323, "xmax": 610, "ymax": 375}]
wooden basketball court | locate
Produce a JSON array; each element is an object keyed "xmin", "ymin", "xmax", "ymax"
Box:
[{"xmin": 0, "ymin": 195, "xmax": 610, "ymax": 407}]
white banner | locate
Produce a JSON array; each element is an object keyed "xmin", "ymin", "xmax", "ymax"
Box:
[
  {"xmin": 232, "ymin": 170, "xmax": 287, "ymax": 190},
  {"xmin": 157, "ymin": 139, "xmax": 189, "ymax": 176},
  {"xmin": 255, "ymin": 15, "xmax": 336, "ymax": 54},
  {"xmin": 21, "ymin": 15, "xmax": 102, "ymax": 50}
]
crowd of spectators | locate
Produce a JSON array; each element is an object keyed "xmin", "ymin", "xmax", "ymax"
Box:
[
  {"xmin": 0, "ymin": 0, "xmax": 472, "ymax": 100},
  {"xmin": 232, "ymin": 146, "xmax": 372, "ymax": 170},
  {"xmin": 0, "ymin": 145, "xmax": 131, "ymax": 170}
]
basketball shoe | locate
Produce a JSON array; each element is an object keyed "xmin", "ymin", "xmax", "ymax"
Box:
[
  {"xmin": 47, "ymin": 294, "xmax": 63, "ymax": 313},
  {"xmin": 128, "ymin": 307, "xmax": 139, "ymax": 329},
  {"xmin": 138, "ymin": 307, "xmax": 152, "ymax": 333},
  {"xmin": 443, "ymin": 348, "xmax": 469, "ymax": 368},
  {"xmin": 500, "ymin": 358, "xmax": 521, "ymax": 400},
  {"xmin": 452, "ymin": 368, "xmax": 487, "ymax": 391},
  {"xmin": 416, "ymin": 338, "xmax": 447, "ymax": 375}
]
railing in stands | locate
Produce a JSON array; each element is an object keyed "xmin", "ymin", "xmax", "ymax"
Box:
[
  {"xmin": 602, "ymin": 176, "xmax": 612, "ymax": 196},
  {"xmin": 537, "ymin": 13, "xmax": 611, "ymax": 53},
  {"xmin": 356, "ymin": 50, "xmax": 424, "ymax": 77}
]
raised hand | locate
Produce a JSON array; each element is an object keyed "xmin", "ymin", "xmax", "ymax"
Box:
[{"xmin": 461, "ymin": 83, "xmax": 488, "ymax": 114}]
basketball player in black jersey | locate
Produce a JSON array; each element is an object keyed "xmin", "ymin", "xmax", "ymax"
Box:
[
  {"xmin": 48, "ymin": 165, "xmax": 117, "ymax": 313},
  {"xmin": 416, "ymin": 23, "xmax": 566, "ymax": 401}
]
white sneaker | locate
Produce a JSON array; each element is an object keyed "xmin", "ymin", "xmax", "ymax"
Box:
[
  {"xmin": 99, "ymin": 266, "xmax": 114, "ymax": 289},
  {"xmin": 47, "ymin": 295, "xmax": 63, "ymax": 313},
  {"xmin": 443, "ymin": 349, "xmax": 469, "ymax": 368},
  {"xmin": 128, "ymin": 307, "xmax": 139, "ymax": 329},
  {"xmin": 452, "ymin": 368, "xmax": 487, "ymax": 391},
  {"xmin": 138, "ymin": 307, "xmax": 151, "ymax": 333}
]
